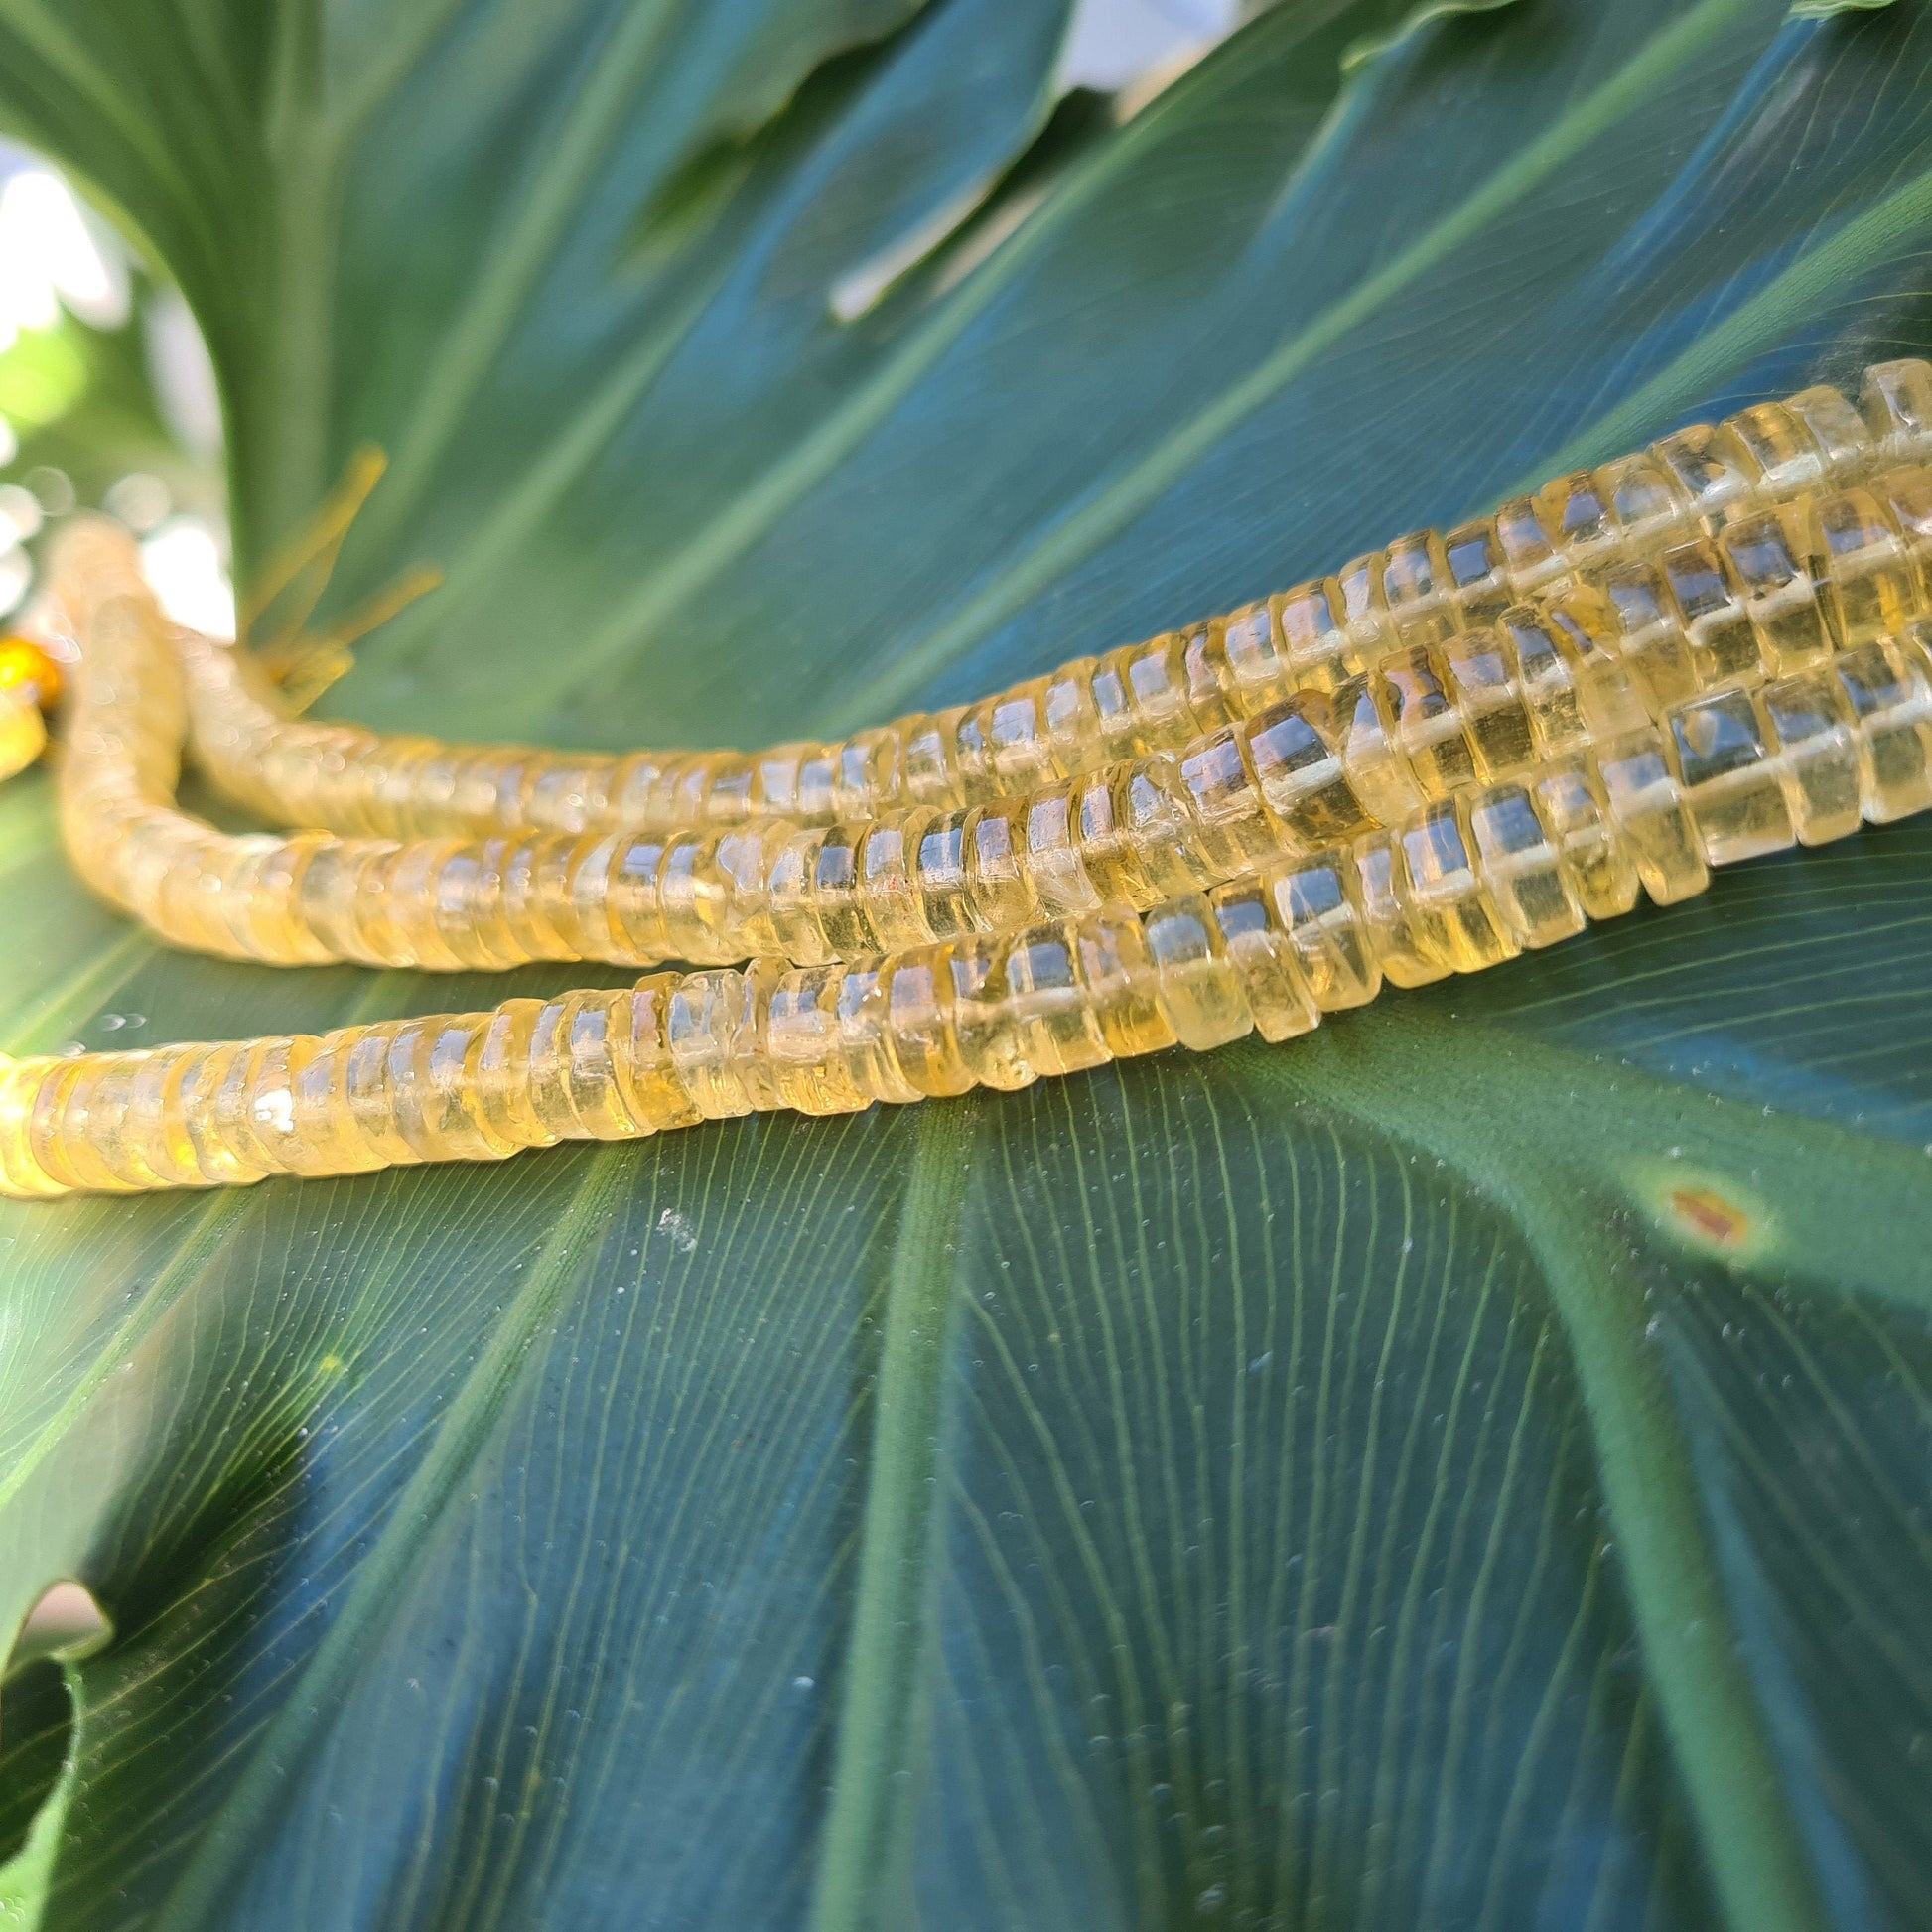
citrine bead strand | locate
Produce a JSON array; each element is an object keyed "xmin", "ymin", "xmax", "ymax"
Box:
[
  {"xmin": 50, "ymin": 510, "xmax": 1932, "ymax": 974},
  {"xmin": 162, "ymin": 362, "xmax": 1932, "ymax": 842},
  {"xmin": 10, "ymin": 623, "xmax": 1931, "ymax": 1198}
]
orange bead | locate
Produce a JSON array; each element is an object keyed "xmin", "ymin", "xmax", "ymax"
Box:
[{"xmin": 0, "ymin": 635, "xmax": 61, "ymax": 706}]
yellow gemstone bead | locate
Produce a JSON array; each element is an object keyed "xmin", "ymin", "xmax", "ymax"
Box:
[
  {"xmin": 1143, "ymin": 895, "xmax": 1253, "ymax": 1051},
  {"xmin": 1593, "ymin": 729, "xmax": 1710, "ymax": 904},
  {"xmin": 1467, "ymin": 781, "xmax": 1584, "ymax": 951},
  {"xmin": 1206, "ymin": 877, "xmax": 1317, "ymax": 1043},
  {"xmin": 1666, "ymin": 689, "xmax": 1796, "ymax": 866}
]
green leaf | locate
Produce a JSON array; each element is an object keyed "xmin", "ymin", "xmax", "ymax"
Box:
[{"xmin": 3, "ymin": 0, "xmax": 1932, "ymax": 1927}]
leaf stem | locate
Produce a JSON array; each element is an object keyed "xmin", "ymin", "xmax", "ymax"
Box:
[
  {"xmin": 808, "ymin": 1098, "xmax": 976, "ymax": 1932},
  {"xmin": 1240, "ymin": 1023, "xmax": 1841, "ymax": 1932}
]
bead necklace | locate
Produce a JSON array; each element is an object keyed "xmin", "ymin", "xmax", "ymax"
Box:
[{"xmin": 4, "ymin": 359, "xmax": 1932, "ymax": 1198}]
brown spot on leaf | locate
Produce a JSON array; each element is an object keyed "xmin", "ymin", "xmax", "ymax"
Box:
[
  {"xmin": 1668, "ymin": 1186, "xmax": 1751, "ymax": 1249},
  {"xmin": 1625, "ymin": 1158, "xmax": 1774, "ymax": 1263}
]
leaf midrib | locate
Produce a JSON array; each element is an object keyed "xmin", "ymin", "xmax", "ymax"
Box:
[
  {"xmin": 141, "ymin": 1148, "xmax": 629, "ymax": 1932},
  {"xmin": 469, "ymin": 0, "xmax": 1331, "ymax": 728},
  {"xmin": 831, "ymin": 0, "xmax": 1769, "ymax": 730},
  {"xmin": 1515, "ymin": 157, "xmax": 1932, "ymax": 489}
]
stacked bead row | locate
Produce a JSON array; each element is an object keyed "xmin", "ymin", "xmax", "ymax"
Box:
[
  {"xmin": 11, "ymin": 617, "xmax": 1932, "ymax": 1197},
  {"xmin": 62, "ymin": 532, "xmax": 1932, "ymax": 974},
  {"xmin": 173, "ymin": 362, "xmax": 1932, "ymax": 842}
]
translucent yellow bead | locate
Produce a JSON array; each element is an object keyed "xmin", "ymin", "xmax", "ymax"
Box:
[
  {"xmin": 402, "ymin": 1016, "xmax": 516, "ymax": 1162},
  {"xmin": 1593, "ymin": 729, "xmax": 1710, "ymax": 904},
  {"xmin": 766, "ymin": 963, "xmax": 871, "ymax": 1114},
  {"xmin": 1492, "ymin": 494, "xmax": 1569, "ymax": 601},
  {"xmin": 1179, "ymin": 622, "xmax": 1238, "ymax": 736},
  {"xmin": 1243, "ymin": 691, "xmax": 1375, "ymax": 848},
  {"xmin": 1022, "ymin": 782, "xmax": 1101, "ymax": 916},
  {"xmin": 1876, "ymin": 466, "xmax": 1932, "ymax": 597},
  {"xmin": 1177, "ymin": 727, "xmax": 1281, "ymax": 877},
  {"xmin": 1535, "ymin": 470, "xmax": 1622, "ymax": 572},
  {"xmin": 1351, "ymin": 827, "xmax": 1450, "ymax": 989},
  {"xmin": 1000, "ymin": 920, "xmax": 1113, "ymax": 1080},
  {"xmin": 284, "ymin": 1036, "xmax": 388, "ymax": 1176},
  {"xmin": 1657, "ymin": 539, "xmax": 1763, "ymax": 689},
  {"xmin": 1383, "ymin": 530, "xmax": 1460, "ymax": 648},
  {"xmin": 473, "ymin": 1002, "xmax": 558, "ymax": 1152},
  {"xmin": 1273, "ymin": 579, "xmax": 1356, "ymax": 690},
  {"xmin": 1723, "ymin": 503, "xmax": 1834, "ymax": 673},
  {"xmin": 0, "ymin": 1056, "xmax": 65, "ymax": 1197},
  {"xmin": 1592, "ymin": 563, "xmax": 1699, "ymax": 714},
  {"xmin": 1271, "ymin": 849, "xmax": 1381, "ymax": 1012},
  {"xmin": 1397, "ymin": 799, "xmax": 1517, "ymax": 974},
  {"xmin": 338, "ymin": 1026, "xmax": 428, "ymax": 1169},
  {"xmin": 1379, "ymin": 645, "xmax": 1477, "ymax": 797},
  {"xmin": 1206, "ymin": 877, "xmax": 1317, "ymax": 1042},
  {"xmin": 51, "ymin": 1059, "xmax": 147, "ymax": 1192},
  {"xmin": 1042, "ymin": 661, "xmax": 1102, "ymax": 773},
  {"xmin": 1329, "ymin": 675, "xmax": 1426, "ymax": 825},
  {"xmin": 910, "ymin": 809, "xmax": 972, "ymax": 939},
  {"xmin": 832, "ymin": 961, "xmax": 922, "ymax": 1104},
  {"xmin": 612, "ymin": 977, "xmax": 707, "ymax": 1130},
  {"xmin": 1593, "ymin": 451, "xmax": 1688, "ymax": 557},
  {"xmin": 1651, "ymin": 420, "xmax": 1761, "ymax": 536},
  {"xmin": 1336, "ymin": 552, "xmax": 1396, "ymax": 666},
  {"xmin": 524, "ymin": 994, "xmax": 621, "ymax": 1139},
  {"xmin": 1440, "ymin": 628, "xmax": 1538, "ymax": 780},
  {"xmin": 666, "ymin": 969, "xmax": 767, "ymax": 1119},
  {"xmin": 1838, "ymin": 632, "xmax": 1932, "ymax": 821},
  {"xmin": 1532, "ymin": 759, "xmax": 1639, "ymax": 922},
  {"xmin": 1076, "ymin": 911, "xmax": 1174, "ymax": 1060},
  {"xmin": 1215, "ymin": 600, "xmax": 1292, "ymax": 712},
  {"xmin": 856, "ymin": 815, "xmax": 932, "ymax": 949},
  {"xmin": 1789, "ymin": 384, "xmax": 1871, "ymax": 474},
  {"xmin": 1143, "ymin": 895, "xmax": 1253, "ymax": 1050},
  {"xmin": 1861, "ymin": 359, "xmax": 1932, "ymax": 468},
  {"xmin": 948, "ymin": 933, "xmax": 1037, "ymax": 1092},
  {"xmin": 1467, "ymin": 782, "xmax": 1584, "ymax": 951},
  {"xmin": 234, "ymin": 1035, "xmax": 318, "ymax": 1173},
  {"xmin": 126, "ymin": 1043, "xmax": 210, "ymax": 1185},
  {"xmin": 1113, "ymin": 757, "xmax": 1211, "ymax": 899},
  {"xmin": 1812, "ymin": 486, "xmax": 1919, "ymax": 648},
  {"xmin": 1443, "ymin": 518, "xmax": 1512, "ymax": 627},
  {"xmin": 964, "ymin": 796, "xmax": 1039, "ymax": 930},
  {"xmin": 191, "ymin": 1041, "xmax": 272, "ymax": 1179},
  {"xmin": 1500, "ymin": 606, "xmax": 1590, "ymax": 759},
  {"xmin": 882, "ymin": 945, "xmax": 972, "ymax": 1098},
  {"xmin": 1760, "ymin": 668, "xmax": 1862, "ymax": 847},
  {"xmin": 23, "ymin": 1061, "xmax": 90, "ymax": 1193},
  {"xmin": 1728, "ymin": 399, "xmax": 1829, "ymax": 499},
  {"xmin": 1666, "ymin": 689, "xmax": 1795, "ymax": 867}
]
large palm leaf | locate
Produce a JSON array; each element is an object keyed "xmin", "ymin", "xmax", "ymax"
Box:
[{"xmin": 2, "ymin": 0, "xmax": 1931, "ymax": 1924}]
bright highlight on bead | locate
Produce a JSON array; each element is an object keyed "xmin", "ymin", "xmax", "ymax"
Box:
[{"xmin": 7, "ymin": 357, "xmax": 1932, "ymax": 1198}]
